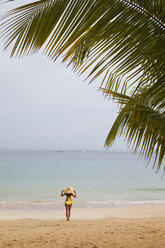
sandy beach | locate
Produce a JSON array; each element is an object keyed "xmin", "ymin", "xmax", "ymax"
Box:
[{"xmin": 0, "ymin": 206, "xmax": 165, "ymax": 248}]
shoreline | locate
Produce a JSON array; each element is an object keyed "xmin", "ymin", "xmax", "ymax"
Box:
[
  {"xmin": 0, "ymin": 206, "xmax": 165, "ymax": 220},
  {"xmin": 1, "ymin": 199, "xmax": 165, "ymax": 209}
]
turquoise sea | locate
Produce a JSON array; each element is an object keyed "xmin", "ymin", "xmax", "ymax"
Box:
[{"xmin": 0, "ymin": 150, "xmax": 165, "ymax": 210}]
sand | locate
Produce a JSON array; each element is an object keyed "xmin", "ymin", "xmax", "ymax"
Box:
[{"xmin": 0, "ymin": 207, "xmax": 165, "ymax": 248}]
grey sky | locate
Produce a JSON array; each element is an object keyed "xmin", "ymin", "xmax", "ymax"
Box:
[{"xmin": 0, "ymin": 1, "xmax": 127, "ymax": 150}]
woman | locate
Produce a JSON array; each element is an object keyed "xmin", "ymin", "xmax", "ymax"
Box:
[{"xmin": 61, "ymin": 187, "xmax": 77, "ymax": 221}]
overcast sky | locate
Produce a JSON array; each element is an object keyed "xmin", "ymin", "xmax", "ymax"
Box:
[{"xmin": 0, "ymin": 0, "xmax": 127, "ymax": 151}]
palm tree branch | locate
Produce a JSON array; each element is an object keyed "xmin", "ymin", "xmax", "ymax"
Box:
[
  {"xmin": 0, "ymin": 0, "xmax": 165, "ymax": 168},
  {"xmin": 102, "ymin": 89, "xmax": 165, "ymax": 170},
  {"xmin": 121, "ymin": 0, "xmax": 165, "ymax": 29},
  {"xmin": 1, "ymin": 1, "xmax": 164, "ymax": 98}
]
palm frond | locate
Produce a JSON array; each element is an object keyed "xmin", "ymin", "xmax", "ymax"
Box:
[
  {"xmin": 1, "ymin": 0, "xmax": 165, "ymax": 90},
  {"xmin": 102, "ymin": 89, "xmax": 165, "ymax": 171},
  {"xmin": 1, "ymin": 0, "xmax": 163, "ymax": 108},
  {"xmin": 0, "ymin": 0, "xmax": 165, "ymax": 168}
]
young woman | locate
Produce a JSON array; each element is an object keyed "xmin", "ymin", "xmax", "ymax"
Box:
[{"xmin": 61, "ymin": 187, "xmax": 77, "ymax": 221}]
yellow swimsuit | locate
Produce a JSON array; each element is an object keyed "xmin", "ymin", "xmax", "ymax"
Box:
[{"xmin": 65, "ymin": 196, "xmax": 72, "ymax": 205}]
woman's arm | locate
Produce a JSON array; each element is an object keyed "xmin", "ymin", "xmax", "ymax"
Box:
[
  {"xmin": 72, "ymin": 191, "xmax": 77, "ymax": 198},
  {"xmin": 61, "ymin": 190, "xmax": 65, "ymax": 197}
]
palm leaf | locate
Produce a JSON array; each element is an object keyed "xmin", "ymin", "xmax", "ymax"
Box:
[
  {"xmin": 0, "ymin": 0, "xmax": 165, "ymax": 168},
  {"xmin": 102, "ymin": 89, "xmax": 165, "ymax": 171},
  {"xmin": 1, "ymin": 0, "xmax": 164, "ymax": 104}
]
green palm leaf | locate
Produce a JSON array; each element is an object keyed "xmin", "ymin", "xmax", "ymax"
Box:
[
  {"xmin": 0, "ymin": 0, "xmax": 165, "ymax": 169},
  {"xmin": 1, "ymin": 1, "xmax": 164, "ymax": 101},
  {"xmin": 102, "ymin": 89, "xmax": 165, "ymax": 171}
]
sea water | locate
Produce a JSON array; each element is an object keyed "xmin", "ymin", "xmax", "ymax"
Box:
[{"xmin": 0, "ymin": 150, "xmax": 165, "ymax": 210}]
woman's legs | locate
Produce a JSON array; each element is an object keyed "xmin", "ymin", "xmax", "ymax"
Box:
[
  {"xmin": 65, "ymin": 204, "xmax": 69, "ymax": 221},
  {"xmin": 65, "ymin": 203, "xmax": 72, "ymax": 221},
  {"xmin": 68, "ymin": 204, "xmax": 72, "ymax": 219}
]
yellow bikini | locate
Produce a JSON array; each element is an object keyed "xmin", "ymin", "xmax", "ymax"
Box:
[{"xmin": 65, "ymin": 195, "xmax": 72, "ymax": 205}]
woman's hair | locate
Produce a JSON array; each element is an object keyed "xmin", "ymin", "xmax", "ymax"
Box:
[{"xmin": 66, "ymin": 193, "xmax": 71, "ymax": 197}]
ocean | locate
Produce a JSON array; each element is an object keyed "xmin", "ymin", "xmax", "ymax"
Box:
[{"xmin": 0, "ymin": 150, "xmax": 165, "ymax": 210}]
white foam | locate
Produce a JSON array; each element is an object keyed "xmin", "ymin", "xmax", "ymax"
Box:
[{"xmin": 1, "ymin": 199, "xmax": 165, "ymax": 209}]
